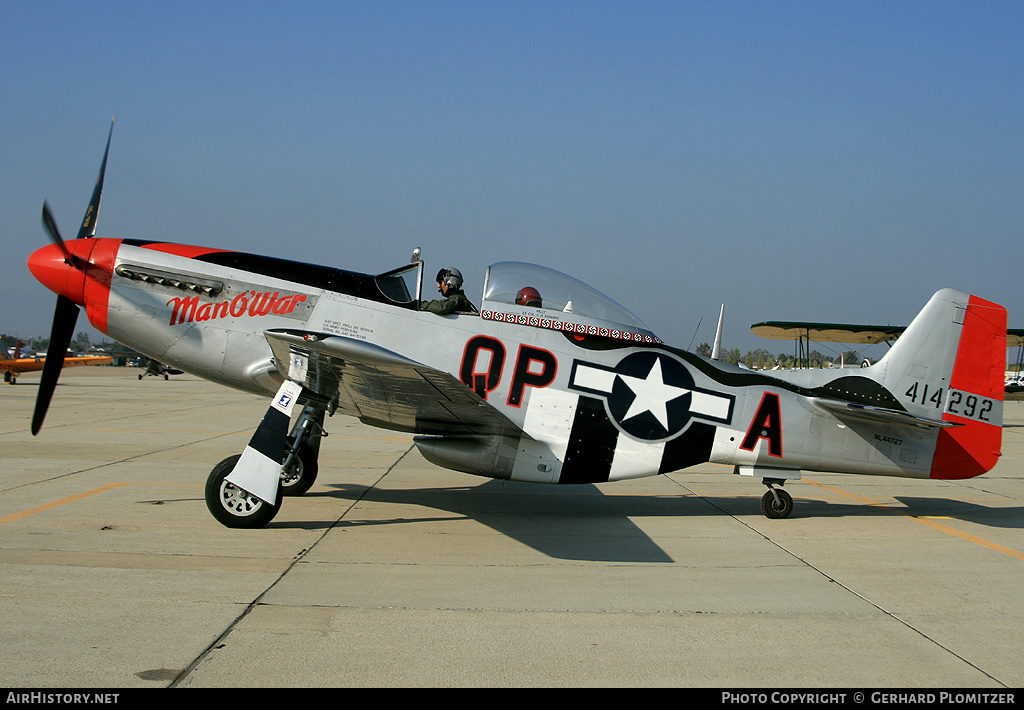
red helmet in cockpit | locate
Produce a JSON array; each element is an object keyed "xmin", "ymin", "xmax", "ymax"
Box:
[{"xmin": 515, "ymin": 287, "xmax": 542, "ymax": 308}]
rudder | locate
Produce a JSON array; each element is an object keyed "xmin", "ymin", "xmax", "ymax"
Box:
[{"xmin": 932, "ymin": 293, "xmax": 1006, "ymax": 478}]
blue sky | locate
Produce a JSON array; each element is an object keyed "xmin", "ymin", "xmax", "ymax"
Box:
[{"xmin": 3, "ymin": 1, "xmax": 1022, "ymax": 360}]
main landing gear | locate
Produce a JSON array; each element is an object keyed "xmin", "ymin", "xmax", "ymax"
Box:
[
  {"xmin": 760, "ymin": 478, "xmax": 793, "ymax": 519},
  {"xmin": 205, "ymin": 405, "xmax": 326, "ymax": 528}
]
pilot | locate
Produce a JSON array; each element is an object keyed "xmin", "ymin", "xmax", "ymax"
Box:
[
  {"xmin": 515, "ymin": 286, "xmax": 542, "ymax": 308},
  {"xmin": 420, "ymin": 267, "xmax": 477, "ymax": 315}
]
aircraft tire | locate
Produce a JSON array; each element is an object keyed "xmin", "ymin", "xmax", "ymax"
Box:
[
  {"xmin": 205, "ymin": 454, "xmax": 282, "ymax": 528},
  {"xmin": 760, "ymin": 488, "xmax": 793, "ymax": 519},
  {"xmin": 281, "ymin": 438, "xmax": 318, "ymax": 496}
]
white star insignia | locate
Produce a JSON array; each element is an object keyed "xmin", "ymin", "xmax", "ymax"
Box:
[{"xmin": 617, "ymin": 357, "xmax": 691, "ymax": 429}]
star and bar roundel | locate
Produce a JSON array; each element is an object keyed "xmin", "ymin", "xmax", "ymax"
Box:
[{"xmin": 569, "ymin": 351, "xmax": 735, "ymax": 442}]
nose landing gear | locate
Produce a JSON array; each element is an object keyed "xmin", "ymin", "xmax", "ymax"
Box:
[
  {"xmin": 205, "ymin": 404, "xmax": 327, "ymax": 528},
  {"xmin": 280, "ymin": 405, "xmax": 326, "ymax": 496}
]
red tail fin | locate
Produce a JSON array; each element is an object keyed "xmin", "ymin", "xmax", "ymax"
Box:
[{"xmin": 930, "ymin": 295, "xmax": 1006, "ymax": 479}]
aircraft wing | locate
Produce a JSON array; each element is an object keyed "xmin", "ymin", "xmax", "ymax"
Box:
[
  {"xmin": 263, "ymin": 329, "xmax": 526, "ymax": 438},
  {"xmin": 753, "ymin": 323, "xmax": 1024, "ymax": 349},
  {"xmin": 62, "ymin": 356, "xmax": 115, "ymax": 368},
  {"xmin": 750, "ymin": 321, "xmax": 905, "ymax": 344},
  {"xmin": 3, "ymin": 355, "xmax": 113, "ymax": 376}
]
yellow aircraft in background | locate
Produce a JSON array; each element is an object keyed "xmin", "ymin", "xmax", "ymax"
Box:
[{"xmin": 2, "ymin": 341, "xmax": 113, "ymax": 384}]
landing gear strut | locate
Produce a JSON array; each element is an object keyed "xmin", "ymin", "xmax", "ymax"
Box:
[
  {"xmin": 760, "ymin": 478, "xmax": 793, "ymax": 519},
  {"xmin": 281, "ymin": 405, "xmax": 326, "ymax": 495},
  {"xmin": 204, "ymin": 404, "xmax": 327, "ymax": 528}
]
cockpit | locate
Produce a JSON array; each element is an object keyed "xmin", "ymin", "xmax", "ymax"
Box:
[
  {"xmin": 480, "ymin": 262, "xmax": 660, "ymax": 343},
  {"xmin": 373, "ymin": 258, "xmax": 660, "ymax": 343}
]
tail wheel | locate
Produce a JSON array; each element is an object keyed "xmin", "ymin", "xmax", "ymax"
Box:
[
  {"xmin": 205, "ymin": 454, "xmax": 281, "ymax": 528},
  {"xmin": 760, "ymin": 488, "xmax": 793, "ymax": 519}
]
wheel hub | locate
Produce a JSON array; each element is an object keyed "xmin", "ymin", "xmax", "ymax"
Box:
[{"xmin": 221, "ymin": 481, "xmax": 263, "ymax": 516}]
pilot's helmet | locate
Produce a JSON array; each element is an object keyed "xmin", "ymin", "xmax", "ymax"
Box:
[
  {"xmin": 436, "ymin": 267, "xmax": 463, "ymax": 290},
  {"xmin": 515, "ymin": 286, "xmax": 542, "ymax": 308}
]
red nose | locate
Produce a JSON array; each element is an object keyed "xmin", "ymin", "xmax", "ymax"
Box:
[{"xmin": 27, "ymin": 240, "xmax": 95, "ymax": 306}]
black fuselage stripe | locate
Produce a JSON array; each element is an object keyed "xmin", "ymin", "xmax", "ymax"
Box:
[
  {"xmin": 659, "ymin": 422, "xmax": 716, "ymax": 474},
  {"xmin": 561, "ymin": 396, "xmax": 618, "ymax": 483}
]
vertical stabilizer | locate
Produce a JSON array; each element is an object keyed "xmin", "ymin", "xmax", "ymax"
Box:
[{"xmin": 873, "ymin": 289, "xmax": 1006, "ymax": 478}]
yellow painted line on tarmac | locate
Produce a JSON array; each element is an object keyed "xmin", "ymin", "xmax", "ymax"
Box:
[
  {"xmin": 910, "ymin": 516, "xmax": 1024, "ymax": 562},
  {"xmin": 803, "ymin": 479, "xmax": 904, "ymax": 511},
  {"xmin": 0, "ymin": 483, "xmax": 129, "ymax": 526},
  {"xmin": 805, "ymin": 479, "xmax": 1024, "ymax": 562}
]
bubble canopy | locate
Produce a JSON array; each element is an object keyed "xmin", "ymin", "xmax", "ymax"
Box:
[{"xmin": 481, "ymin": 261, "xmax": 659, "ymax": 342}]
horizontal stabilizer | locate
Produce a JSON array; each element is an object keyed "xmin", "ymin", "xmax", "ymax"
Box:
[{"xmin": 812, "ymin": 397, "xmax": 962, "ymax": 430}]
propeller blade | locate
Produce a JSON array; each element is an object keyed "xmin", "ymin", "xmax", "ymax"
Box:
[
  {"xmin": 31, "ymin": 294, "xmax": 80, "ymax": 435},
  {"xmin": 31, "ymin": 120, "xmax": 115, "ymax": 434},
  {"xmin": 41, "ymin": 201, "xmax": 76, "ymax": 265},
  {"xmin": 77, "ymin": 117, "xmax": 114, "ymax": 240}
]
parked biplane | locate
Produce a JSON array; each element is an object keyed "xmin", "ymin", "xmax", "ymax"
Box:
[
  {"xmin": 751, "ymin": 321, "xmax": 1023, "ymax": 390},
  {"xmin": 27, "ymin": 124, "xmax": 1008, "ymax": 527}
]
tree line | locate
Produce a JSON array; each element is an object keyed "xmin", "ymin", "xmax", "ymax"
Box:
[
  {"xmin": 1, "ymin": 332, "xmax": 121, "ymax": 356},
  {"xmin": 694, "ymin": 343, "xmax": 865, "ymax": 369}
]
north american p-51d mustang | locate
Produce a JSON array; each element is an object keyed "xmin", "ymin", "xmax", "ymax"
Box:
[{"xmin": 27, "ymin": 124, "xmax": 1008, "ymax": 527}]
